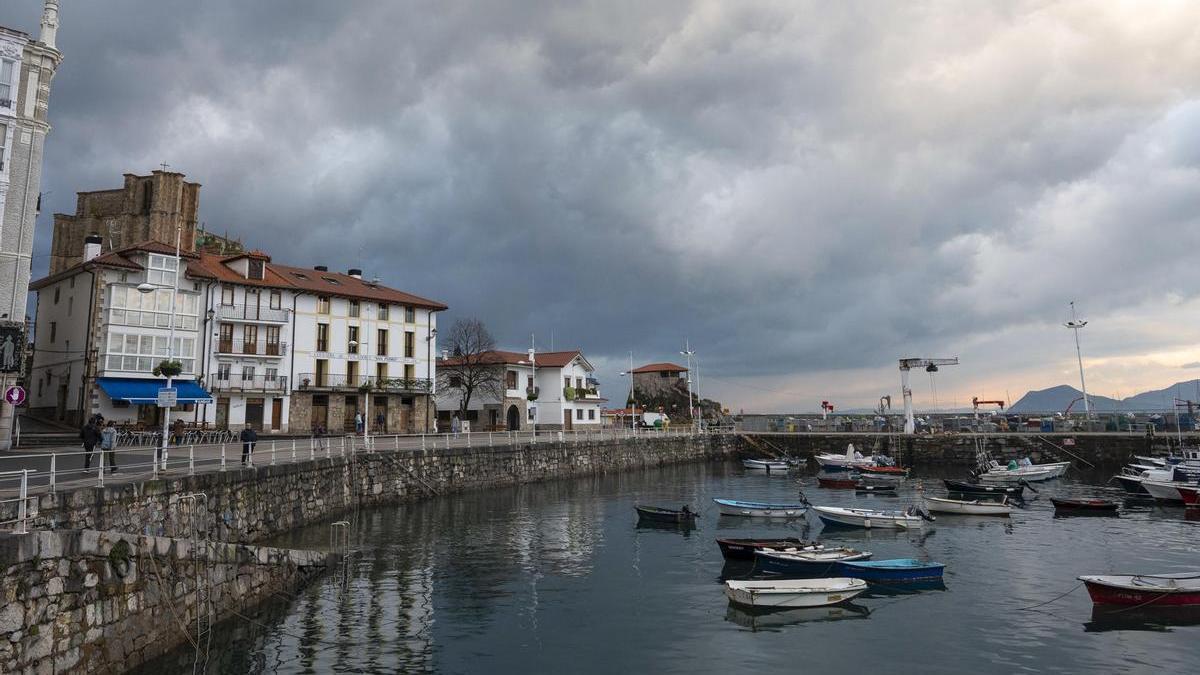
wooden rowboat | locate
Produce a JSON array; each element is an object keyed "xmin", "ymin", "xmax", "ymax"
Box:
[
  {"xmin": 724, "ymin": 578, "xmax": 868, "ymax": 609},
  {"xmin": 1079, "ymin": 573, "xmax": 1200, "ymax": 606},
  {"xmin": 713, "ymin": 498, "xmax": 808, "ymax": 518},
  {"xmin": 743, "ymin": 458, "xmax": 791, "ymax": 472},
  {"xmin": 924, "ymin": 496, "xmax": 1012, "ymax": 516},
  {"xmin": 836, "ymin": 558, "xmax": 946, "ymax": 583},
  {"xmin": 812, "ymin": 505, "xmax": 933, "ymax": 529},
  {"xmin": 635, "ymin": 505, "xmax": 697, "ymax": 524},
  {"xmin": 755, "ymin": 547, "xmax": 873, "ymax": 577},
  {"xmin": 1051, "ymin": 498, "xmax": 1119, "ymax": 512},
  {"xmin": 943, "ymin": 480, "xmax": 1025, "ymax": 498},
  {"xmin": 716, "ymin": 537, "xmax": 816, "ymax": 560}
]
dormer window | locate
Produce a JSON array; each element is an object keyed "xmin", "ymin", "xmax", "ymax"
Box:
[
  {"xmin": 147, "ymin": 254, "xmax": 177, "ymax": 285},
  {"xmin": 248, "ymin": 259, "xmax": 265, "ymax": 280}
]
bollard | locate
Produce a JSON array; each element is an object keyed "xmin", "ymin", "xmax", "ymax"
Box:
[
  {"xmin": 98, "ymin": 448, "xmax": 105, "ymax": 487},
  {"xmin": 467, "ymin": 431, "xmax": 471, "ymax": 448},
  {"xmin": 49, "ymin": 453, "xmax": 56, "ymax": 494},
  {"xmin": 16, "ymin": 470, "xmax": 29, "ymax": 534},
  {"xmin": 220, "ymin": 443, "xmax": 226, "ymax": 471},
  {"xmin": 325, "ymin": 437, "xmax": 331, "ymax": 459},
  {"xmin": 188, "ymin": 445, "xmax": 195, "ymax": 476},
  {"xmin": 271, "ymin": 440, "xmax": 276, "ymax": 466},
  {"xmin": 292, "ymin": 439, "xmax": 297, "ymax": 462},
  {"xmin": 445, "ymin": 433, "xmax": 450, "ymax": 450},
  {"xmin": 489, "ymin": 432, "xmax": 493, "ymax": 447},
  {"xmin": 340, "ymin": 436, "xmax": 346, "ymax": 456},
  {"xmin": 421, "ymin": 434, "xmax": 426, "ymax": 450}
]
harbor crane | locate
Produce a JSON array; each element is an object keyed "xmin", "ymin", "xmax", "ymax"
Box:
[
  {"xmin": 972, "ymin": 397, "xmax": 1005, "ymax": 421},
  {"xmin": 899, "ymin": 357, "xmax": 959, "ymax": 434}
]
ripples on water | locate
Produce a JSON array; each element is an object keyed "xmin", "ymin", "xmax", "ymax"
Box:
[{"xmin": 138, "ymin": 463, "xmax": 1200, "ymax": 674}]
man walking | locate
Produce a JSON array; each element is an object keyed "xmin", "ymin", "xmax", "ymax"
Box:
[
  {"xmin": 100, "ymin": 421, "xmax": 118, "ymax": 473},
  {"xmin": 80, "ymin": 418, "xmax": 100, "ymax": 470},
  {"xmin": 240, "ymin": 424, "xmax": 258, "ymax": 466}
]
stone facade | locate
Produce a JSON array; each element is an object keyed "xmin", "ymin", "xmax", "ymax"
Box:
[{"xmin": 0, "ymin": 528, "xmax": 330, "ymax": 674}]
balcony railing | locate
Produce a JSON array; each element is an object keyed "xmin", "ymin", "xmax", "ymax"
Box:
[
  {"xmin": 296, "ymin": 373, "xmax": 432, "ymax": 393},
  {"xmin": 208, "ymin": 375, "xmax": 289, "ymax": 393},
  {"xmin": 216, "ymin": 339, "xmax": 288, "ymax": 357},
  {"xmin": 216, "ymin": 304, "xmax": 289, "ymax": 323}
]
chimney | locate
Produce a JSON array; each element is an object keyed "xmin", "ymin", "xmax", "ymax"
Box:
[
  {"xmin": 314, "ymin": 265, "xmax": 328, "ymax": 272},
  {"xmin": 348, "ymin": 268, "xmax": 363, "ymax": 279},
  {"xmin": 83, "ymin": 234, "xmax": 102, "ymax": 262},
  {"xmin": 40, "ymin": 1, "xmax": 60, "ymax": 50}
]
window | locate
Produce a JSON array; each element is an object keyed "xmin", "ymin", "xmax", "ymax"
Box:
[
  {"xmin": 589, "ymin": 409, "xmax": 596, "ymax": 420},
  {"xmin": 218, "ymin": 324, "xmax": 233, "ymax": 352},
  {"xmin": 449, "ymin": 375, "xmax": 462, "ymax": 388},
  {"xmin": 108, "ymin": 286, "xmax": 200, "ymax": 330},
  {"xmin": 243, "ymin": 325, "xmax": 258, "ymax": 353},
  {"xmin": 265, "ymin": 367, "xmax": 278, "ymax": 383},
  {"xmin": 376, "ymin": 362, "xmax": 387, "ymax": 382},
  {"xmin": 316, "ymin": 323, "xmax": 329, "ymax": 351},
  {"xmin": 347, "ymin": 361, "xmax": 359, "ymax": 386},
  {"xmin": 405, "ymin": 306, "xmax": 415, "ymax": 323},
  {"xmin": 576, "ymin": 409, "xmax": 584, "ymax": 420},
  {"xmin": 564, "ymin": 376, "xmax": 570, "ymax": 388},
  {"xmin": 49, "ymin": 322, "xmax": 56, "ymax": 343},
  {"xmin": 527, "ymin": 375, "xmax": 534, "ymax": 389},
  {"xmin": 506, "ymin": 371, "xmax": 517, "ymax": 389},
  {"xmin": 377, "ymin": 329, "xmax": 388, "ymax": 356},
  {"xmin": 217, "ymin": 363, "xmax": 231, "ymax": 381},
  {"xmin": 103, "ymin": 332, "xmax": 196, "ymax": 374},
  {"xmin": 0, "ymin": 59, "xmax": 14, "ymax": 108},
  {"xmin": 269, "ymin": 291, "xmax": 281, "ymax": 309},
  {"xmin": 146, "ymin": 255, "xmax": 179, "ymax": 287},
  {"xmin": 315, "ymin": 359, "xmax": 328, "ymax": 386},
  {"xmin": 378, "ymin": 304, "xmax": 389, "ymax": 320},
  {"xmin": 54, "ymin": 287, "xmax": 60, "ymax": 304},
  {"xmin": 349, "ymin": 300, "xmax": 360, "ymax": 317},
  {"xmin": 265, "ymin": 326, "xmax": 281, "ymax": 354},
  {"xmin": 242, "ymin": 365, "xmax": 256, "ymax": 381},
  {"xmin": 405, "ymin": 364, "xmax": 415, "ymax": 380},
  {"xmin": 404, "ymin": 331, "xmax": 414, "ymax": 358},
  {"xmin": 348, "ymin": 326, "xmax": 359, "ymax": 353},
  {"xmin": 322, "ymin": 276, "xmax": 341, "ymax": 285},
  {"xmin": 317, "ymin": 296, "xmax": 330, "ymax": 314},
  {"xmin": 291, "ymin": 272, "xmax": 309, "ymax": 280},
  {"xmin": 248, "ymin": 259, "xmax": 265, "ymax": 280},
  {"xmin": 576, "ymin": 377, "xmax": 583, "ymax": 390},
  {"xmin": 0, "ymin": 122, "xmax": 6, "ymax": 171}
]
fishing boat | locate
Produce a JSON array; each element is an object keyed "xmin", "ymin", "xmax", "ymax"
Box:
[
  {"xmin": 817, "ymin": 476, "xmax": 861, "ymax": 489},
  {"xmin": 943, "ymin": 479, "xmax": 1025, "ymax": 498},
  {"xmin": 634, "ymin": 505, "xmax": 698, "ymax": 524},
  {"xmin": 755, "ymin": 547, "xmax": 873, "ymax": 577},
  {"xmin": 1078, "ymin": 573, "xmax": 1200, "ymax": 606},
  {"xmin": 924, "ymin": 496, "xmax": 1012, "ymax": 516},
  {"xmin": 1139, "ymin": 476, "xmax": 1191, "ymax": 504},
  {"xmin": 742, "ymin": 458, "xmax": 791, "ymax": 472},
  {"xmin": 713, "ymin": 498, "xmax": 807, "ymax": 518},
  {"xmin": 836, "ymin": 558, "xmax": 946, "ymax": 583},
  {"xmin": 724, "ymin": 577, "xmax": 868, "ymax": 609},
  {"xmin": 715, "ymin": 537, "xmax": 817, "ymax": 560},
  {"xmin": 812, "ymin": 505, "xmax": 933, "ymax": 529},
  {"xmin": 976, "ymin": 459, "xmax": 1070, "ymax": 483},
  {"xmin": 1050, "ymin": 498, "xmax": 1119, "ymax": 513},
  {"xmin": 814, "ymin": 444, "xmax": 877, "ymax": 471}
]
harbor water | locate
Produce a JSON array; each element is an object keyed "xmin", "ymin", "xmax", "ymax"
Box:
[{"xmin": 141, "ymin": 461, "xmax": 1200, "ymax": 674}]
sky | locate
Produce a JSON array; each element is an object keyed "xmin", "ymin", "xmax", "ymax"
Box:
[{"xmin": 5, "ymin": 0, "xmax": 1200, "ymax": 413}]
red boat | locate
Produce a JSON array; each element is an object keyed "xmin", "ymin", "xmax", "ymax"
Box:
[
  {"xmin": 1079, "ymin": 574, "xmax": 1200, "ymax": 606},
  {"xmin": 817, "ymin": 476, "xmax": 860, "ymax": 489},
  {"xmin": 1051, "ymin": 498, "xmax": 1119, "ymax": 512},
  {"xmin": 858, "ymin": 466, "xmax": 909, "ymax": 476},
  {"xmin": 1177, "ymin": 485, "xmax": 1199, "ymax": 506}
]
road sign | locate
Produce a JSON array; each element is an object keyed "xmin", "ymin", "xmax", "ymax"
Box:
[
  {"xmin": 157, "ymin": 388, "xmax": 177, "ymax": 407},
  {"xmin": 4, "ymin": 385, "xmax": 25, "ymax": 406}
]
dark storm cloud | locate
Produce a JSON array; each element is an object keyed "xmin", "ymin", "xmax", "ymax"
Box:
[{"xmin": 8, "ymin": 0, "xmax": 1200, "ymax": 409}]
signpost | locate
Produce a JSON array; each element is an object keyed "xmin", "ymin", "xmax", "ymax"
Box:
[
  {"xmin": 157, "ymin": 388, "xmax": 177, "ymax": 408},
  {"xmin": 4, "ymin": 385, "xmax": 26, "ymax": 406}
]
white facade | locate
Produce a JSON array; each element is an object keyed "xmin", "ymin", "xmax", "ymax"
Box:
[{"xmin": 438, "ymin": 351, "xmax": 604, "ymax": 430}]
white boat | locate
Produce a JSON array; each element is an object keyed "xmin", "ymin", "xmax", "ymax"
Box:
[
  {"xmin": 814, "ymin": 444, "xmax": 876, "ymax": 470},
  {"xmin": 1140, "ymin": 478, "xmax": 1187, "ymax": 503},
  {"xmin": 724, "ymin": 578, "xmax": 868, "ymax": 609},
  {"xmin": 812, "ymin": 505, "xmax": 933, "ymax": 529},
  {"xmin": 742, "ymin": 458, "xmax": 791, "ymax": 472},
  {"xmin": 713, "ymin": 498, "xmax": 808, "ymax": 518},
  {"xmin": 976, "ymin": 459, "xmax": 1070, "ymax": 483},
  {"xmin": 924, "ymin": 496, "xmax": 1012, "ymax": 516}
]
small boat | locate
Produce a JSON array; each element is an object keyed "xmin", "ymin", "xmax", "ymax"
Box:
[
  {"xmin": 812, "ymin": 505, "xmax": 933, "ymax": 529},
  {"xmin": 1051, "ymin": 498, "xmax": 1119, "ymax": 513},
  {"xmin": 924, "ymin": 496, "xmax": 1012, "ymax": 516},
  {"xmin": 716, "ymin": 537, "xmax": 817, "ymax": 560},
  {"xmin": 635, "ymin": 505, "xmax": 698, "ymax": 524},
  {"xmin": 724, "ymin": 577, "xmax": 868, "ymax": 609},
  {"xmin": 855, "ymin": 484, "xmax": 897, "ymax": 494},
  {"xmin": 743, "ymin": 458, "xmax": 791, "ymax": 472},
  {"xmin": 713, "ymin": 498, "xmax": 807, "ymax": 518},
  {"xmin": 1078, "ymin": 573, "xmax": 1200, "ymax": 606},
  {"xmin": 977, "ymin": 459, "xmax": 1070, "ymax": 483},
  {"xmin": 755, "ymin": 547, "xmax": 872, "ymax": 577},
  {"xmin": 836, "ymin": 558, "xmax": 946, "ymax": 583},
  {"xmin": 858, "ymin": 465, "xmax": 909, "ymax": 477},
  {"xmin": 817, "ymin": 476, "xmax": 860, "ymax": 489},
  {"xmin": 814, "ymin": 444, "xmax": 876, "ymax": 471},
  {"xmin": 1139, "ymin": 479, "xmax": 1188, "ymax": 504},
  {"xmin": 943, "ymin": 479, "xmax": 1024, "ymax": 497}
]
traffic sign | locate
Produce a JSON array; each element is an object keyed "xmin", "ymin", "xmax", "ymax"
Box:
[
  {"xmin": 157, "ymin": 388, "xmax": 177, "ymax": 407},
  {"xmin": 4, "ymin": 385, "xmax": 25, "ymax": 406}
]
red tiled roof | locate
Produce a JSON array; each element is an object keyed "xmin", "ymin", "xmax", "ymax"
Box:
[
  {"xmin": 30, "ymin": 241, "xmax": 199, "ymax": 290},
  {"xmin": 268, "ymin": 262, "xmax": 447, "ymax": 310},
  {"xmin": 632, "ymin": 362, "xmax": 688, "ymax": 374}
]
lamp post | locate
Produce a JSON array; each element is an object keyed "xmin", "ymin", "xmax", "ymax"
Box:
[
  {"xmin": 136, "ymin": 224, "xmax": 182, "ymax": 474},
  {"xmin": 1065, "ymin": 301, "xmax": 1091, "ymax": 425},
  {"xmin": 618, "ymin": 351, "xmax": 635, "ymax": 432},
  {"xmin": 681, "ymin": 339, "xmax": 696, "ymax": 432},
  {"xmin": 425, "ymin": 326, "xmax": 437, "ymax": 433}
]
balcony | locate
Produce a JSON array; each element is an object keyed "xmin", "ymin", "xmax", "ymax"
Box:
[
  {"xmin": 216, "ymin": 339, "xmax": 288, "ymax": 357},
  {"xmin": 208, "ymin": 374, "xmax": 289, "ymax": 393},
  {"xmin": 216, "ymin": 304, "xmax": 289, "ymax": 323},
  {"xmin": 296, "ymin": 373, "xmax": 432, "ymax": 394}
]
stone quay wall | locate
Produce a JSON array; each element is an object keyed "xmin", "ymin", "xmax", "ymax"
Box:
[
  {"xmin": 0, "ymin": 529, "xmax": 331, "ymax": 674},
  {"xmin": 12, "ymin": 433, "xmax": 739, "ymax": 544},
  {"xmin": 738, "ymin": 432, "xmax": 1191, "ymax": 468}
]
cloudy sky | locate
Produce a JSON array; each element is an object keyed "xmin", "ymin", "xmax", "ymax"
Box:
[{"xmin": 7, "ymin": 0, "xmax": 1200, "ymax": 413}]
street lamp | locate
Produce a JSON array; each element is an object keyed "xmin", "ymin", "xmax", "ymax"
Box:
[
  {"xmin": 137, "ymin": 224, "xmax": 182, "ymax": 474},
  {"xmin": 1065, "ymin": 301, "xmax": 1091, "ymax": 426},
  {"xmin": 681, "ymin": 340, "xmax": 696, "ymax": 432},
  {"xmin": 618, "ymin": 351, "xmax": 635, "ymax": 432},
  {"xmin": 518, "ymin": 334, "xmax": 537, "ymax": 437},
  {"xmin": 425, "ymin": 327, "xmax": 437, "ymax": 433}
]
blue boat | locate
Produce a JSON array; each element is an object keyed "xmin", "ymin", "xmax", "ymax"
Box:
[
  {"xmin": 755, "ymin": 548, "xmax": 873, "ymax": 577},
  {"xmin": 834, "ymin": 558, "xmax": 945, "ymax": 583}
]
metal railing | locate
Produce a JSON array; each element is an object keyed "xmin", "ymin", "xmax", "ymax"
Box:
[
  {"xmin": 216, "ymin": 304, "xmax": 289, "ymax": 322},
  {"xmin": 216, "ymin": 339, "xmax": 288, "ymax": 356},
  {"xmin": 296, "ymin": 374, "xmax": 432, "ymax": 393},
  {"xmin": 207, "ymin": 374, "xmax": 290, "ymax": 393}
]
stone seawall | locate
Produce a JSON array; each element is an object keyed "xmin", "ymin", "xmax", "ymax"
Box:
[
  {"xmin": 0, "ymin": 529, "xmax": 331, "ymax": 673},
  {"xmin": 740, "ymin": 432, "xmax": 1186, "ymax": 468},
  {"xmin": 16, "ymin": 434, "xmax": 738, "ymax": 544}
]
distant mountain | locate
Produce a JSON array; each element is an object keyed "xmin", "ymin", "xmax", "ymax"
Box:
[{"xmin": 1008, "ymin": 380, "xmax": 1200, "ymax": 414}]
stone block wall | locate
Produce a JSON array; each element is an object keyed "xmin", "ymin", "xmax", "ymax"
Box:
[{"xmin": 0, "ymin": 529, "xmax": 330, "ymax": 674}]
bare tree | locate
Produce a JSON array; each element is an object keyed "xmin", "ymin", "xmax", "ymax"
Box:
[{"xmin": 438, "ymin": 318, "xmax": 505, "ymax": 417}]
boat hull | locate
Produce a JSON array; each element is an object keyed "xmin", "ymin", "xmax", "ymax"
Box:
[
  {"xmin": 743, "ymin": 459, "xmax": 791, "ymax": 472},
  {"xmin": 716, "ymin": 538, "xmax": 811, "ymax": 560},
  {"xmin": 713, "ymin": 499, "xmax": 807, "ymax": 518},
  {"xmin": 813, "ymin": 506, "xmax": 927, "ymax": 529},
  {"xmin": 1050, "ymin": 498, "xmax": 1119, "ymax": 512},
  {"xmin": 924, "ymin": 497, "xmax": 1012, "ymax": 516},
  {"xmin": 1140, "ymin": 480, "xmax": 1186, "ymax": 504},
  {"xmin": 755, "ymin": 549, "xmax": 872, "ymax": 577},
  {"xmin": 943, "ymin": 480, "xmax": 1024, "ymax": 497},
  {"xmin": 978, "ymin": 462, "xmax": 1070, "ymax": 483},
  {"xmin": 635, "ymin": 506, "xmax": 697, "ymax": 523},
  {"xmin": 1112, "ymin": 474, "xmax": 1148, "ymax": 494},
  {"xmin": 724, "ymin": 578, "xmax": 868, "ymax": 609},
  {"xmin": 836, "ymin": 558, "xmax": 946, "ymax": 583},
  {"xmin": 1080, "ymin": 575, "xmax": 1200, "ymax": 607}
]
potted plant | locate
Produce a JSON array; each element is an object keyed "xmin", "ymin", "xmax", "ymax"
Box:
[
  {"xmin": 152, "ymin": 360, "xmax": 183, "ymax": 377},
  {"xmin": 526, "ymin": 386, "xmax": 539, "ymax": 401},
  {"xmin": 563, "ymin": 386, "xmax": 576, "ymax": 401}
]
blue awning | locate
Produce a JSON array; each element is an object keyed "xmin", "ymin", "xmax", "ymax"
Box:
[{"xmin": 97, "ymin": 378, "xmax": 214, "ymax": 404}]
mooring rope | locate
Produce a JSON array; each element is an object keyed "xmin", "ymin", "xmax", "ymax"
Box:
[{"xmin": 1017, "ymin": 582, "xmax": 1082, "ymax": 611}]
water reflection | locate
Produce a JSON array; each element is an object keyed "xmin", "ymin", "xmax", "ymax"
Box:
[
  {"xmin": 725, "ymin": 602, "xmax": 871, "ymax": 631},
  {"xmin": 1084, "ymin": 605, "xmax": 1200, "ymax": 632}
]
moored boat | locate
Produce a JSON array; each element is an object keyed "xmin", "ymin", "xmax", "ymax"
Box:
[
  {"xmin": 743, "ymin": 458, "xmax": 791, "ymax": 472},
  {"xmin": 814, "ymin": 444, "xmax": 877, "ymax": 471},
  {"xmin": 859, "ymin": 465, "xmax": 909, "ymax": 477},
  {"xmin": 755, "ymin": 547, "xmax": 872, "ymax": 577},
  {"xmin": 635, "ymin": 505, "xmax": 698, "ymax": 523},
  {"xmin": 1078, "ymin": 573, "xmax": 1200, "ymax": 606},
  {"xmin": 1177, "ymin": 484, "xmax": 1200, "ymax": 506},
  {"xmin": 724, "ymin": 577, "xmax": 868, "ymax": 609},
  {"xmin": 1140, "ymin": 478, "xmax": 1188, "ymax": 504},
  {"xmin": 716, "ymin": 537, "xmax": 817, "ymax": 560},
  {"xmin": 977, "ymin": 459, "xmax": 1070, "ymax": 483},
  {"xmin": 855, "ymin": 484, "xmax": 897, "ymax": 494},
  {"xmin": 1050, "ymin": 498, "xmax": 1119, "ymax": 513},
  {"xmin": 943, "ymin": 479, "xmax": 1024, "ymax": 497},
  {"xmin": 713, "ymin": 498, "xmax": 807, "ymax": 518},
  {"xmin": 812, "ymin": 505, "xmax": 933, "ymax": 529},
  {"xmin": 924, "ymin": 496, "xmax": 1012, "ymax": 516},
  {"xmin": 835, "ymin": 558, "xmax": 946, "ymax": 583}
]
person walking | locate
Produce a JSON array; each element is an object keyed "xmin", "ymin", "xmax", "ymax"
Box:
[
  {"xmin": 240, "ymin": 424, "xmax": 258, "ymax": 466},
  {"xmin": 451, "ymin": 413, "xmax": 461, "ymax": 438},
  {"xmin": 100, "ymin": 421, "xmax": 119, "ymax": 473},
  {"xmin": 355, "ymin": 411, "xmax": 364, "ymax": 435},
  {"xmin": 172, "ymin": 418, "xmax": 185, "ymax": 446},
  {"xmin": 375, "ymin": 410, "xmax": 386, "ymax": 434},
  {"xmin": 81, "ymin": 419, "xmax": 101, "ymax": 470}
]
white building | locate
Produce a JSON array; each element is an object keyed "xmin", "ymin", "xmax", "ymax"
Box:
[
  {"xmin": 437, "ymin": 350, "xmax": 605, "ymax": 431},
  {"xmin": 0, "ymin": 2, "xmax": 63, "ymax": 448}
]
